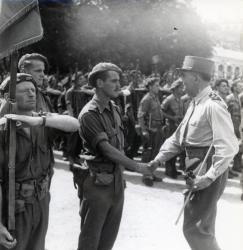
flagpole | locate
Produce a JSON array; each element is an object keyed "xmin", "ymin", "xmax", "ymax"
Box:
[{"xmin": 8, "ymin": 50, "xmax": 18, "ymax": 236}]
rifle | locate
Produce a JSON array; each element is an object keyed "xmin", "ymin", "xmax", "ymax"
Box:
[{"xmin": 7, "ymin": 51, "xmax": 18, "ymax": 236}]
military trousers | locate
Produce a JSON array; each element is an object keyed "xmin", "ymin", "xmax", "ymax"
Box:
[
  {"xmin": 77, "ymin": 171, "xmax": 124, "ymax": 250},
  {"xmin": 183, "ymin": 170, "xmax": 228, "ymax": 250},
  {"xmin": 0, "ymin": 192, "xmax": 50, "ymax": 250}
]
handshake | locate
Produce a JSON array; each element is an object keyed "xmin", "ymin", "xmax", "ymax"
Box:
[{"xmin": 134, "ymin": 160, "xmax": 161, "ymax": 175}]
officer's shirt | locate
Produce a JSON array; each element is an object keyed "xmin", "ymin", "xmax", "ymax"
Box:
[{"xmin": 155, "ymin": 86, "xmax": 239, "ymax": 181}]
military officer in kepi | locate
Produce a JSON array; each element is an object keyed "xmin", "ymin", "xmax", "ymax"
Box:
[{"xmin": 149, "ymin": 56, "xmax": 239, "ymax": 250}]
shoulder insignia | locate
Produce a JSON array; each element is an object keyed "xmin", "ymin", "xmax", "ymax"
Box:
[{"xmin": 209, "ymin": 92, "xmax": 222, "ymax": 101}]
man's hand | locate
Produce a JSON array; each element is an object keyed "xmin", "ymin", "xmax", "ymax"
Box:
[
  {"xmin": 0, "ymin": 223, "xmax": 17, "ymax": 249},
  {"xmin": 148, "ymin": 160, "xmax": 160, "ymax": 172},
  {"xmin": 136, "ymin": 162, "xmax": 152, "ymax": 175},
  {"xmin": 4, "ymin": 114, "xmax": 43, "ymax": 127},
  {"xmin": 187, "ymin": 176, "xmax": 213, "ymax": 191}
]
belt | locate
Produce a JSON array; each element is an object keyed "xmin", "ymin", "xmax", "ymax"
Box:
[
  {"xmin": 15, "ymin": 174, "xmax": 50, "ymax": 203},
  {"xmin": 185, "ymin": 146, "xmax": 214, "ymax": 160}
]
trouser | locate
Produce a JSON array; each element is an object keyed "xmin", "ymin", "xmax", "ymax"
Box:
[
  {"xmin": 0, "ymin": 193, "xmax": 50, "ymax": 250},
  {"xmin": 78, "ymin": 172, "xmax": 124, "ymax": 250},
  {"xmin": 183, "ymin": 169, "xmax": 228, "ymax": 250},
  {"xmin": 142, "ymin": 128, "xmax": 163, "ymax": 163},
  {"xmin": 232, "ymin": 150, "xmax": 242, "ymax": 172}
]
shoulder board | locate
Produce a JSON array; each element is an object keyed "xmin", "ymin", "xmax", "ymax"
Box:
[{"xmin": 209, "ymin": 92, "xmax": 222, "ymax": 102}]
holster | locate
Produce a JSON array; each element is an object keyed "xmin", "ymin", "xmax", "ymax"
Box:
[
  {"xmin": 185, "ymin": 146, "xmax": 214, "ymax": 176},
  {"xmin": 72, "ymin": 163, "xmax": 89, "ymax": 199}
]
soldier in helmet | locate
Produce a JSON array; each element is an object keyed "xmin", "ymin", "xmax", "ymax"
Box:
[{"xmin": 0, "ymin": 73, "xmax": 79, "ymax": 250}]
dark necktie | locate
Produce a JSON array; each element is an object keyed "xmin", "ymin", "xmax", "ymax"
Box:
[{"xmin": 180, "ymin": 99, "xmax": 196, "ymax": 145}]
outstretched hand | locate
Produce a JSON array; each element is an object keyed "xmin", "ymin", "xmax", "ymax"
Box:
[
  {"xmin": 0, "ymin": 223, "xmax": 17, "ymax": 249},
  {"xmin": 148, "ymin": 160, "xmax": 160, "ymax": 172},
  {"xmin": 136, "ymin": 162, "xmax": 153, "ymax": 175},
  {"xmin": 4, "ymin": 114, "xmax": 43, "ymax": 127}
]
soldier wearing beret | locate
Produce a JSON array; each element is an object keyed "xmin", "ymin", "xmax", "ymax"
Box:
[
  {"xmin": 0, "ymin": 73, "xmax": 79, "ymax": 250},
  {"xmin": 137, "ymin": 77, "xmax": 163, "ymax": 186},
  {"xmin": 77, "ymin": 62, "xmax": 151, "ymax": 250},
  {"xmin": 161, "ymin": 78, "xmax": 185, "ymax": 178},
  {"xmin": 149, "ymin": 56, "xmax": 239, "ymax": 250}
]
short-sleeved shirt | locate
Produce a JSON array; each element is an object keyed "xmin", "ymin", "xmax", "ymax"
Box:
[
  {"xmin": 161, "ymin": 93, "xmax": 183, "ymax": 119},
  {"xmin": 0, "ymin": 116, "xmax": 54, "ymax": 183},
  {"xmin": 78, "ymin": 94, "xmax": 124, "ymax": 163},
  {"xmin": 137, "ymin": 92, "xmax": 163, "ymax": 130}
]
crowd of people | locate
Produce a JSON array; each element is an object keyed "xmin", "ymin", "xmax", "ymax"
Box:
[{"xmin": 0, "ymin": 53, "xmax": 242, "ymax": 250}]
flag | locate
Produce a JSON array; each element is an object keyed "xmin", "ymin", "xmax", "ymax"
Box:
[{"xmin": 0, "ymin": 0, "xmax": 43, "ymax": 60}]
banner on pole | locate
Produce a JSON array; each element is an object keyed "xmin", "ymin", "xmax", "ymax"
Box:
[{"xmin": 0, "ymin": 0, "xmax": 43, "ymax": 60}]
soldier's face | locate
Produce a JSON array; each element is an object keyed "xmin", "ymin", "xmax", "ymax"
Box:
[
  {"xmin": 217, "ymin": 82, "xmax": 229, "ymax": 95},
  {"xmin": 26, "ymin": 60, "xmax": 45, "ymax": 87},
  {"xmin": 100, "ymin": 71, "xmax": 121, "ymax": 99},
  {"xmin": 150, "ymin": 81, "xmax": 160, "ymax": 95},
  {"xmin": 181, "ymin": 71, "xmax": 199, "ymax": 97},
  {"xmin": 16, "ymin": 81, "xmax": 36, "ymax": 111}
]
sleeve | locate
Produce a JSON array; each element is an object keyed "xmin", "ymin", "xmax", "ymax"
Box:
[
  {"xmin": 161, "ymin": 97, "xmax": 170, "ymax": 112},
  {"xmin": 205, "ymin": 101, "xmax": 239, "ymax": 181},
  {"xmin": 154, "ymin": 122, "xmax": 183, "ymax": 164},
  {"xmin": 137, "ymin": 98, "xmax": 151, "ymax": 119},
  {"xmin": 79, "ymin": 112, "xmax": 109, "ymax": 151}
]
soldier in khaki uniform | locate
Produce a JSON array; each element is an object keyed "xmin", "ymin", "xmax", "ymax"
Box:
[
  {"xmin": 137, "ymin": 77, "xmax": 164, "ymax": 186},
  {"xmin": 149, "ymin": 56, "xmax": 238, "ymax": 250},
  {"xmin": 0, "ymin": 73, "xmax": 79, "ymax": 250},
  {"xmin": 161, "ymin": 79, "xmax": 185, "ymax": 178},
  {"xmin": 77, "ymin": 63, "xmax": 151, "ymax": 250}
]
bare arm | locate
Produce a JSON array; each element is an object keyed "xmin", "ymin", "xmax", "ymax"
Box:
[
  {"xmin": 98, "ymin": 141, "xmax": 149, "ymax": 174},
  {"xmin": 4, "ymin": 113, "xmax": 79, "ymax": 132}
]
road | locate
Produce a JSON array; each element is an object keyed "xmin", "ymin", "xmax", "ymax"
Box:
[{"xmin": 46, "ymin": 151, "xmax": 243, "ymax": 250}]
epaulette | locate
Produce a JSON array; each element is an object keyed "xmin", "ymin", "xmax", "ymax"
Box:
[{"xmin": 209, "ymin": 92, "xmax": 222, "ymax": 102}]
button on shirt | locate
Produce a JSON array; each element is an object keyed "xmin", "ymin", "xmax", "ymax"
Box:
[{"xmin": 154, "ymin": 86, "xmax": 239, "ymax": 181}]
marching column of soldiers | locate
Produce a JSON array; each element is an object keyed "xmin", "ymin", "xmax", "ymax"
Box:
[{"xmin": 0, "ymin": 53, "xmax": 242, "ymax": 250}]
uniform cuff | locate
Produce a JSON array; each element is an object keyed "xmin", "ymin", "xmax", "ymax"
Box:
[
  {"xmin": 205, "ymin": 167, "xmax": 219, "ymax": 181},
  {"xmin": 91, "ymin": 132, "xmax": 109, "ymax": 149}
]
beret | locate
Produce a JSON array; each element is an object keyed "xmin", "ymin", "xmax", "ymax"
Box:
[{"xmin": 88, "ymin": 62, "xmax": 122, "ymax": 86}]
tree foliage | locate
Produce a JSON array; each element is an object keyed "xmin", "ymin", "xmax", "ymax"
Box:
[{"xmin": 21, "ymin": 0, "xmax": 213, "ymax": 74}]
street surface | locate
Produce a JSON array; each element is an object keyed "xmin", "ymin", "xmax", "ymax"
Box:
[{"xmin": 46, "ymin": 151, "xmax": 243, "ymax": 250}]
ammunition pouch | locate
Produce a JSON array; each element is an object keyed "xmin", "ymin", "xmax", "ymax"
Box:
[
  {"xmin": 89, "ymin": 161, "xmax": 115, "ymax": 187},
  {"xmin": 15, "ymin": 175, "xmax": 50, "ymax": 213},
  {"xmin": 93, "ymin": 173, "xmax": 114, "ymax": 186}
]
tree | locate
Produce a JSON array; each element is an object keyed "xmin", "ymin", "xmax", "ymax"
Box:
[{"xmin": 19, "ymin": 0, "xmax": 213, "ymax": 74}]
